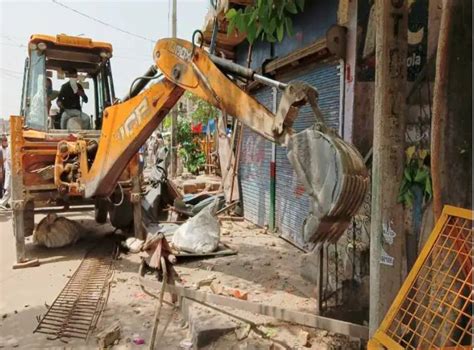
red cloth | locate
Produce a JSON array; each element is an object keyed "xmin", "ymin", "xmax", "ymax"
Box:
[{"xmin": 191, "ymin": 122, "xmax": 202, "ymax": 134}]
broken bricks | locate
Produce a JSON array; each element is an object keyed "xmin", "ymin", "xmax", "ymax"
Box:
[
  {"xmin": 209, "ymin": 281, "xmax": 249, "ymax": 300},
  {"xmin": 96, "ymin": 321, "xmax": 121, "ymax": 349}
]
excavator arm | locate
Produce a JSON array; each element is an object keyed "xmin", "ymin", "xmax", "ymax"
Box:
[{"xmin": 54, "ymin": 38, "xmax": 369, "ymax": 243}]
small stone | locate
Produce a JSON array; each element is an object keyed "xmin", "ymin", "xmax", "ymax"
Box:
[
  {"xmin": 13, "ymin": 310, "xmax": 17, "ymax": 314},
  {"xmin": 278, "ymin": 255, "xmax": 283, "ymax": 259},
  {"xmin": 297, "ymin": 330, "xmax": 309, "ymax": 347},
  {"xmin": 264, "ymin": 262, "xmax": 271, "ymax": 266},
  {"xmin": 226, "ymin": 261, "xmax": 231, "ymax": 265},
  {"xmin": 235, "ymin": 324, "xmax": 251, "ymax": 340},
  {"xmin": 113, "ymin": 339, "xmax": 119, "ymax": 345},
  {"xmin": 318, "ymin": 330, "xmax": 328, "ymax": 337},
  {"xmin": 6, "ymin": 338, "xmax": 19, "ymax": 348},
  {"xmin": 2, "ymin": 314, "xmax": 7, "ymax": 319},
  {"xmin": 271, "ymin": 242, "xmax": 276, "ymax": 247},
  {"xmin": 179, "ymin": 339, "xmax": 193, "ymax": 349},
  {"xmin": 24, "ymin": 304, "xmax": 29, "ymax": 308},
  {"xmin": 142, "ymin": 321, "xmax": 152, "ymax": 329}
]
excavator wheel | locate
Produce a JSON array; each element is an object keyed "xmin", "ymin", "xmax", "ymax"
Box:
[{"xmin": 108, "ymin": 196, "xmax": 134, "ymax": 230}]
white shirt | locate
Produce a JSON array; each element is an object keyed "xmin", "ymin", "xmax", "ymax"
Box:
[{"xmin": 2, "ymin": 147, "xmax": 10, "ymax": 173}]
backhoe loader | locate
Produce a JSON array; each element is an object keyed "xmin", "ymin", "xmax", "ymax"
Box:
[{"xmin": 10, "ymin": 34, "xmax": 368, "ymax": 267}]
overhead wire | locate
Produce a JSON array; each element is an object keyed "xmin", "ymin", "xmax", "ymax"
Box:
[{"xmin": 51, "ymin": 0, "xmax": 155, "ymax": 43}]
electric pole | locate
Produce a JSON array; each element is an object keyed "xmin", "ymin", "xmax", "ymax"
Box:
[
  {"xmin": 369, "ymin": 0, "xmax": 408, "ymax": 336},
  {"xmin": 170, "ymin": 0, "xmax": 178, "ymax": 178}
]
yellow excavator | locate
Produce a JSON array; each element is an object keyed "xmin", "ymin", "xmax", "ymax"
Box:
[{"xmin": 10, "ymin": 34, "xmax": 368, "ymax": 267}]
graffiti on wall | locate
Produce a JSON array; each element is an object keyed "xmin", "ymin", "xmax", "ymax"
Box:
[{"xmin": 357, "ymin": 0, "xmax": 429, "ymax": 82}]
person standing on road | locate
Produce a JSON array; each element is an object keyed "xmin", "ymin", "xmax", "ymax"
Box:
[{"xmin": 0, "ymin": 135, "xmax": 11, "ymax": 210}]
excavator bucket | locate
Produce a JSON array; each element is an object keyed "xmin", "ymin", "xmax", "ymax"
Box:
[
  {"xmin": 283, "ymin": 84, "xmax": 369, "ymax": 244},
  {"xmin": 287, "ymin": 128, "xmax": 369, "ymax": 243}
]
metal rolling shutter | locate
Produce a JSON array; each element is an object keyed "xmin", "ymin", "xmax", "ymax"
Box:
[
  {"xmin": 275, "ymin": 61, "xmax": 342, "ymax": 249},
  {"xmin": 238, "ymin": 87, "xmax": 273, "ymax": 226}
]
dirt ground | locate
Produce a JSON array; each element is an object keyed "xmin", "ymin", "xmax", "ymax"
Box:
[{"xmin": 0, "ymin": 210, "xmax": 363, "ymax": 349}]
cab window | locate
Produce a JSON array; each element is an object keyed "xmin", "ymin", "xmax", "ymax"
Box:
[{"xmin": 25, "ymin": 50, "xmax": 47, "ymax": 130}]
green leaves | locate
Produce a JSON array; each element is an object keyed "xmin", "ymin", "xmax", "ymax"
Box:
[
  {"xmin": 285, "ymin": 0, "xmax": 298, "ymax": 14},
  {"xmin": 398, "ymin": 148, "xmax": 433, "ymax": 208},
  {"xmin": 225, "ymin": 0, "xmax": 305, "ymax": 45}
]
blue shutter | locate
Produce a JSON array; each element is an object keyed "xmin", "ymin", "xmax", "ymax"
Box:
[{"xmin": 275, "ymin": 62, "xmax": 342, "ymax": 249}]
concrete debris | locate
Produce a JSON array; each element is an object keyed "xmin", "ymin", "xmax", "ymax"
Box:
[
  {"xmin": 297, "ymin": 330, "xmax": 310, "ymax": 347},
  {"xmin": 235, "ymin": 324, "xmax": 252, "ymax": 341},
  {"xmin": 194, "ymin": 276, "xmax": 216, "ymax": 289},
  {"xmin": 96, "ymin": 321, "xmax": 121, "ymax": 349},
  {"xmin": 33, "ymin": 213, "xmax": 84, "ymax": 248}
]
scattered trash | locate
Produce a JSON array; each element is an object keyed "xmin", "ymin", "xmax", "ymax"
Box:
[
  {"xmin": 179, "ymin": 339, "xmax": 193, "ymax": 349},
  {"xmin": 172, "ymin": 205, "xmax": 220, "ymax": 254},
  {"xmin": 132, "ymin": 334, "xmax": 145, "ymax": 345},
  {"xmin": 96, "ymin": 321, "xmax": 121, "ymax": 349},
  {"xmin": 123, "ymin": 237, "xmax": 144, "ymax": 253}
]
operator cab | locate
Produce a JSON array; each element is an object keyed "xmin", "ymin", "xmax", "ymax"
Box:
[{"xmin": 20, "ymin": 34, "xmax": 115, "ymax": 132}]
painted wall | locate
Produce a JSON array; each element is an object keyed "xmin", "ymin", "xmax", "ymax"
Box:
[{"xmin": 351, "ymin": 0, "xmax": 439, "ymax": 155}]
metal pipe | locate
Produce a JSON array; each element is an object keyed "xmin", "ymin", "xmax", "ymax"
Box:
[
  {"xmin": 253, "ymin": 74, "xmax": 287, "ymax": 90},
  {"xmin": 209, "ymin": 55, "xmax": 287, "ymax": 90},
  {"xmin": 122, "ymin": 65, "xmax": 158, "ymax": 102}
]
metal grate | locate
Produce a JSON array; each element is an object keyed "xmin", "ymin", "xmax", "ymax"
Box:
[
  {"xmin": 34, "ymin": 246, "xmax": 114, "ymax": 341},
  {"xmin": 369, "ymin": 205, "xmax": 473, "ymax": 349}
]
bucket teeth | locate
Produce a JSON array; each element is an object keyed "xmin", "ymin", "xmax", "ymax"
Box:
[{"xmin": 287, "ymin": 127, "xmax": 369, "ymax": 244}]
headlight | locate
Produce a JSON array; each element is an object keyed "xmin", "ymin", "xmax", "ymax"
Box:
[{"xmin": 37, "ymin": 42, "xmax": 47, "ymax": 51}]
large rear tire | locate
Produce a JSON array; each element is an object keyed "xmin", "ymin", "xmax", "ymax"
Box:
[{"xmin": 108, "ymin": 196, "xmax": 133, "ymax": 229}]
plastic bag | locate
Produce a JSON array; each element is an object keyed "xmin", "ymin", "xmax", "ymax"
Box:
[{"xmin": 171, "ymin": 205, "xmax": 220, "ymax": 253}]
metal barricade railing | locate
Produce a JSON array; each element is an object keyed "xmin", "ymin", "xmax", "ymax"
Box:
[{"xmin": 369, "ymin": 205, "xmax": 473, "ymax": 349}]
